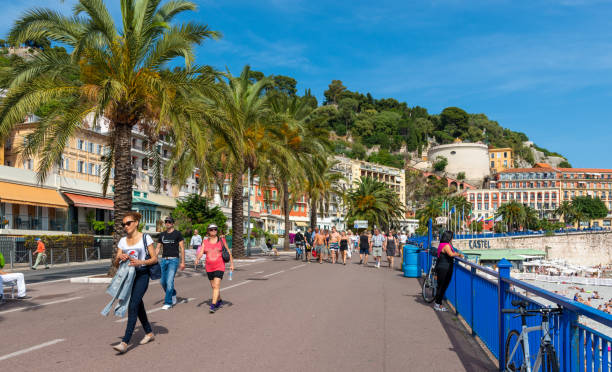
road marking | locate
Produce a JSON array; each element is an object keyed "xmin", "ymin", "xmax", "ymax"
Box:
[
  {"xmin": 27, "ymin": 278, "xmax": 71, "ymax": 286},
  {"xmin": 0, "ymin": 296, "xmax": 83, "ymax": 315},
  {"xmin": 221, "ymin": 280, "xmax": 252, "ymax": 291},
  {"xmin": 0, "ymin": 339, "xmax": 65, "ymax": 361},
  {"xmin": 288, "ymin": 264, "xmax": 307, "ymax": 270},
  {"xmin": 115, "ymin": 297, "xmax": 197, "ymax": 322},
  {"xmin": 263, "ymin": 270, "xmax": 286, "ymax": 278}
]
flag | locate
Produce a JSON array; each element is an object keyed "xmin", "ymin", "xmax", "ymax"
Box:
[
  {"xmin": 495, "ymin": 215, "xmax": 503, "ymax": 222},
  {"xmin": 485, "ymin": 215, "xmax": 494, "ymax": 222},
  {"xmin": 450, "ymin": 206, "xmax": 456, "ymax": 214}
]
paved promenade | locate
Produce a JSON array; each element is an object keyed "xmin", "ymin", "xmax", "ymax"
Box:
[{"xmin": 1, "ymin": 256, "xmax": 496, "ymax": 371}]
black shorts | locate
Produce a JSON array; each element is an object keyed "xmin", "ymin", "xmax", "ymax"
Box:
[
  {"xmin": 206, "ymin": 270, "xmax": 224, "ymax": 280},
  {"xmin": 359, "ymin": 247, "xmax": 369, "ymax": 254}
]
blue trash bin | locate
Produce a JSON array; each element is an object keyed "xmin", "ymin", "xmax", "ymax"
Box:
[{"xmin": 402, "ymin": 245, "xmax": 419, "ymax": 277}]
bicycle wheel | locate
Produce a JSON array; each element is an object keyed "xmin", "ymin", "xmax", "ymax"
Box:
[
  {"xmin": 542, "ymin": 344, "xmax": 560, "ymax": 372},
  {"xmin": 422, "ymin": 273, "xmax": 436, "ymax": 303},
  {"xmin": 505, "ymin": 330, "xmax": 525, "ymax": 372}
]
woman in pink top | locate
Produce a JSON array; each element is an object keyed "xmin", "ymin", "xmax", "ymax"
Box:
[{"xmin": 195, "ymin": 224, "xmax": 234, "ymax": 313}]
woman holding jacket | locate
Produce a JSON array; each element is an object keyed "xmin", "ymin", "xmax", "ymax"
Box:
[
  {"xmin": 434, "ymin": 231, "xmax": 463, "ymax": 312},
  {"xmin": 112, "ymin": 212, "xmax": 158, "ymax": 353}
]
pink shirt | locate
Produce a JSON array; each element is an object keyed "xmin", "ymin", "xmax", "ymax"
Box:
[
  {"xmin": 202, "ymin": 238, "xmax": 226, "ymax": 272},
  {"xmin": 437, "ymin": 242, "xmax": 455, "ymax": 257}
]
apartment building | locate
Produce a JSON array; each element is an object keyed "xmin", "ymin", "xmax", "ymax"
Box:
[
  {"xmin": 467, "ymin": 166, "xmax": 561, "ymax": 228},
  {"xmin": 488, "ymin": 147, "xmax": 513, "ymax": 173},
  {"xmin": 558, "ymin": 168, "xmax": 612, "ymax": 227}
]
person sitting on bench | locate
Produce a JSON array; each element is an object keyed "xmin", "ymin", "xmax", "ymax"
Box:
[{"xmin": 0, "ymin": 268, "xmax": 29, "ymax": 299}]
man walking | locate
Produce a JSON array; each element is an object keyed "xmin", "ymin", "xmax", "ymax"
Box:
[
  {"xmin": 358, "ymin": 230, "xmax": 371, "ymax": 265},
  {"xmin": 189, "ymin": 229, "xmax": 202, "ymax": 250},
  {"xmin": 329, "ymin": 226, "xmax": 341, "ymax": 264},
  {"xmin": 157, "ymin": 217, "xmax": 185, "ymax": 310},
  {"xmin": 371, "ymin": 228, "xmax": 386, "ymax": 268},
  {"xmin": 304, "ymin": 227, "xmax": 314, "ymax": 262},
  {"xmin": 31, "ymin": 238, "xmax": 48, "ymax": 270},
  {"xmin": 313, "ymin": 227, "xmax": 326, "ymax": 264}
]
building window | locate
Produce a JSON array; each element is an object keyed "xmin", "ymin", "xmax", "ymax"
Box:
[
  {"xmin": 96, "ymin": 144, "xmax": 101, "ymax": 154},
  {"xmin": 78, "ymin": 160, "xmax": 84, "ymax": 173},
  {"xmin": 95, "ymin": 165, "xmax": 101, "ymax": 176},
  {"xmin": 88, "ymin": 142, "xmax": 94, "ymax": 153},
  {"xmin": 88, "ymin": 163, "xmax": 94, "ymax": 175},
  {"xmin": 503, "ymin": 160, "xmax": 507, "ymax": 167},
  {"xmin": 491, "ymin": 154, "xmax": 495, "ymax": 159},
  {"xmin": 491, "ymin": 161, "xmax": 495, "ymax": 168}
]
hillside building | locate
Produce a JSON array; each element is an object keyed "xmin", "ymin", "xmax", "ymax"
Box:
[
  {"xmin": 427, "ymin": 141, "xmax": 490, "ymax": 184},
  {"xmin": 488, "ymin": 147, "xmax": 513, "ymax": 173}
]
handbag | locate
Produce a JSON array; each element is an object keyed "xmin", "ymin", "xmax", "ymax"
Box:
[
  {"xmin": 221, "ymin": 237, "xmax": 230, "ymax": 263},
  {"xmin": 143, "ymin": 233, "xmax": 161, "ymax": 280}
]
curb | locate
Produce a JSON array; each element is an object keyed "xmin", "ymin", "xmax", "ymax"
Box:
[{"xmin": 70, "ymin": 275, "xmax": 112, "ymax": 284}]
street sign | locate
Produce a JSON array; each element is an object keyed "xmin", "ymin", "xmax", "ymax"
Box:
[
  {"xmin": 353, "ymin": 220, "xmax": 368, "ymax": 229},
  {"xmin": 435, "ymin": 217, "xmax": 447, "ymax": 225}
]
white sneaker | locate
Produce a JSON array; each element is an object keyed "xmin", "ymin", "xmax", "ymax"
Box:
[
  {"xmin": 162, "ymin": 304, "xmax": 171, "ymax": 310},
  {"xmin": 172, "ymin": 295, "xmax": 177, "ymax": 305},
  {"xmin": 434, "ymin": 304, "xmax": 448, "ymax": 312}
]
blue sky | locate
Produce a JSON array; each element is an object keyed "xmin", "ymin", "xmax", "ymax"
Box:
[{"xmin": 2, "ymin": 0, "xmax": 612, "ymax": 167}]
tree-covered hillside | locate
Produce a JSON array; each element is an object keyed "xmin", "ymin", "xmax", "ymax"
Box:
[{"xmin": 307, "ymin": 80, "xmax": 568, "ymax": 169}]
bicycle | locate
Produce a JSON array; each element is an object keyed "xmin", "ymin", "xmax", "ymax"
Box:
[
  {"xmin": 421, "ymin": 254, "xmax": 438, "ymax": 303},
  {"xmin": 502, "ymin": 300, "xmax": 563, "ymax": 372}
]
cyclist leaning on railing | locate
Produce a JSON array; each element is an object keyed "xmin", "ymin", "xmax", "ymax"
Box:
[{"xmin": 434, "ymin": 231, "xmax": 464, "ymax": 312}]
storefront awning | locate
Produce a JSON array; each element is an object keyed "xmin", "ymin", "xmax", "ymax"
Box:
[
  {"xmin": 132, "ymin": 196, "xmax": 158, "ymax": 206},
  {"xmin": 0, "ymin": 181, "xmax": 68, "ymax": 209},
  {"xmin": 64, "ymin": 193, "xmax": 114, "ymax": 210}
]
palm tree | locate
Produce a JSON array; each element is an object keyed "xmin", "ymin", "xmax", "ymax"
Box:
[
  {"xmin": 554, "ymin": 201, "xmax": 576, "ymax": 226},
  {"xmin": 305, "ymin": 156, "xmax": 345, "ymax": 230},
  {"xmin": 346, "ymin": 176, "xmax": 405, "ymax": 231},
  {"xmin": 524, "ymin": 206, "xmax": 539, "ymax": 230},
  {"xmin": 495, "ymin": 201, "xmax": 525, "ymax": 232},
  {"xmin": 264, "ymin": 94, "xmax": 324, "ymax": 250},
  {"xmin": 1, "ymin": 0, "xmax": 220, "ymax": 273},
  {"xmin": 214, "ymin": 66, "xmax": 296, "ymax": 257},
  {"xmin": 416, "ymin": 198, "xmax": 443, "ymax": 229}
]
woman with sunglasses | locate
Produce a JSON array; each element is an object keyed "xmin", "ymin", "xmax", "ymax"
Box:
[
  {"xmin": 112, "ymin": 212, "xmax": 157, "ymax": 354},
  {"xmin": 195, "ymin": 224, "xmax": 234, "ymax": 313}
]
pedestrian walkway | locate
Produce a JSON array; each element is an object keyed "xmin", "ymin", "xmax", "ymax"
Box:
[{"xmin": 1, "ymin": 256, "xmax": 495, "ymax": 371}]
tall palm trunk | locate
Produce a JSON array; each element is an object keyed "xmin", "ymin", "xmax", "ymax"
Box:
[
  {"xmin": 109, "ymin": 122, "xmax": 133, "ymax": 276},
  {"xmin": 282, "ymin": 180, "xmax": 290, "ymax": 251},
  {"xmin": 309, "ymin": 194, "xmax": 317, "ymax": 229},
  {"xmin": 231, "ymin": 168, "xmax": 245, "ymax": 258}
]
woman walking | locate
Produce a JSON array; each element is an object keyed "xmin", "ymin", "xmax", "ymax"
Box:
[
  {"xmin": 385, "ymin": 231, "xmax": 398, "ymax": 269},
  {"xmin": 195, "ymin": 224, "xmax": 234, "ymax": 313},
  {"xmin": 112, "ymin": 212, "xmax": 157, "ymax": 354},
  {"xmin": 339, "ymin": 231, "xmax": 349, "ymax": 265},
  {"xmin": 434, "ymin": 231, "xmax": 463, "ymax": 312}
]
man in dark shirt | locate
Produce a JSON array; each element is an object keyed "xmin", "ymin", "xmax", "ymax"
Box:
[{"xmin": 156, "ymin": 217, "xmax": 185, "ymax": 310}]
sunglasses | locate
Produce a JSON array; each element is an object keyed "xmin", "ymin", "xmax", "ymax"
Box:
[
  {"xmin": 208, "ymin": 228, "xmax": 218, "ymax": 231},
  {"xmin": 121, "ymin": 220, "xmax": 136, "ymax": 227},
  {"xmin": 164, "ymin": 220, "xmax": 173, "ymax": 224}
]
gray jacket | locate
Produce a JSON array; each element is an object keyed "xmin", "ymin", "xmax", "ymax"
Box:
[{"xmin": 101, "ymin": 261, "xmax": 135, "ymax": 317}]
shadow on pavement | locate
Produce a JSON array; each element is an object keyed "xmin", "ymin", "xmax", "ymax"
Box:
[
  {"xmin": 410, "ymin": 278, "xmax": 497, "ymax": 371},
  {"xmin": 196, "ymin": 299, "xmax": 234, "ymax": 308}
]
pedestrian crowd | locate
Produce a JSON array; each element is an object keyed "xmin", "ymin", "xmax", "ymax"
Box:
[{"xmin": 295, "ymin": 226, "xmax": 408, "ymax": 268}]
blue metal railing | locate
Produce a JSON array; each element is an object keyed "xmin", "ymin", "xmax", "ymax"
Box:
[{"xmin": 418, "ymin": 249, "xmax": 612, "ymax": 371}]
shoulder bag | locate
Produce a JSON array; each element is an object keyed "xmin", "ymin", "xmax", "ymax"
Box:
[
  {"xmin": 221, "ymin": 236, "xmax": 230, "ymax": 263},
  {"xmin": 143, "ymin": 233, "xmax": 162, "ymax": 280}
]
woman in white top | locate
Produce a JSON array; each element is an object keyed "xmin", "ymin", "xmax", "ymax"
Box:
[{"xmin": 112, "ymin": 211, "xmax": 158, "ymax": 354}]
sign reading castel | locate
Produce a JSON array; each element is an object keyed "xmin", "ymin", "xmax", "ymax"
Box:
[{"xmin": 468, "ymin": 240, "xmax": 491, "ymax": 249}]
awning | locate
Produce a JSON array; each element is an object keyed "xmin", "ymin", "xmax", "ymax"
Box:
[
  {"xmin": 132, "ymin": 196, "xmax": 158, "ymax": 206},
  {"xmin": 295, "ymin": 221, "xmax": 308, "ymax": 227},
  {"xmin": 0, "ymin": 181, "xmax": 68, "ymax": 208},
  {"xmin": 64, "ymin": 193, "xmax": 114, "ymax": 210}
]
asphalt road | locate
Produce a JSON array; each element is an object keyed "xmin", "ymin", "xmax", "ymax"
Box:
[
  {"xmin": 19, "ymin": 262, "xmax": 111, "ymax": 284},
  {"xmin": 0, "ymin": 255, "xmax": 496, "ymax": 372}
]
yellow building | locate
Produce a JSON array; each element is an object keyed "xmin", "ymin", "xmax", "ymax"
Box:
[
  {"xmin": 3, "ymin": 122, "xmax": 108, "ymax": 184},
  {"xmin": 559, "ymin": 168, "xmax": 612, "ymax": 228},
  {"xmin": 488, "ymin": 147, "xmax": 513, "ymax": 173}
]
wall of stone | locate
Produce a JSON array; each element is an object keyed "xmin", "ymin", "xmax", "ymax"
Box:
[{"xmin": 452, "ymin": 232, "xmax": 612, "ymax": 266}]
